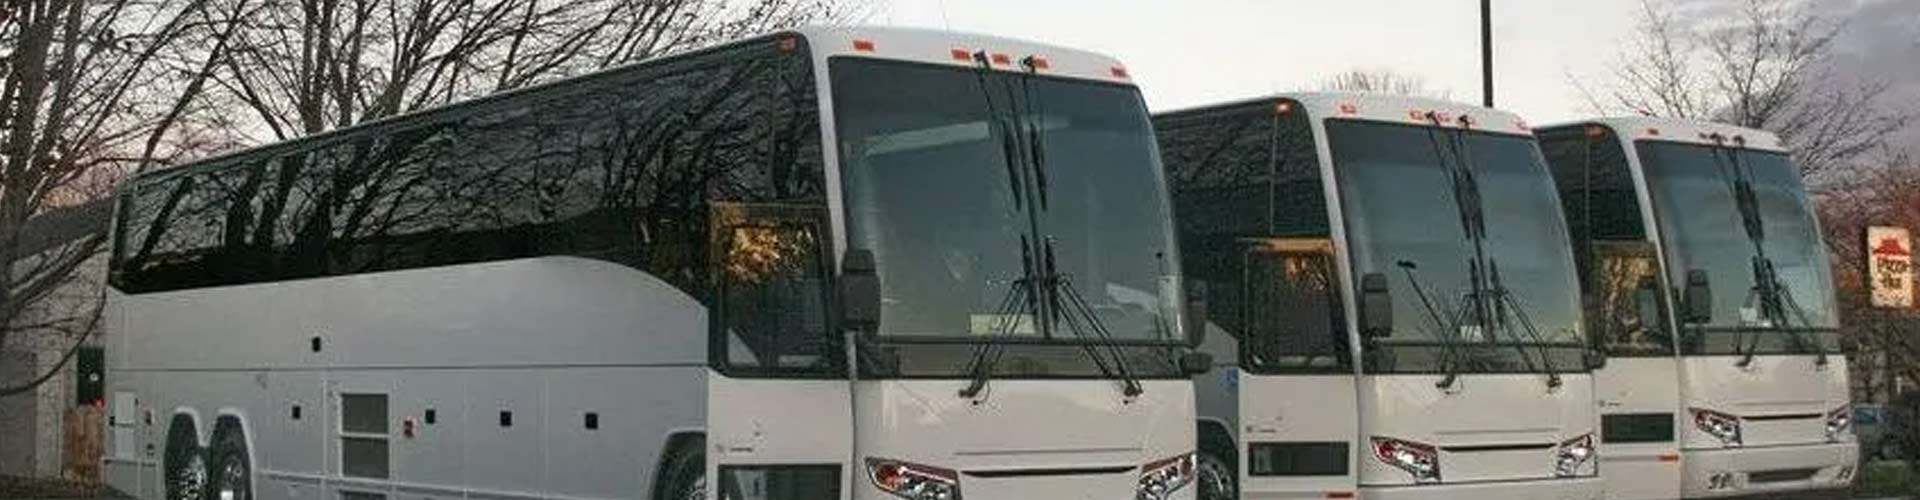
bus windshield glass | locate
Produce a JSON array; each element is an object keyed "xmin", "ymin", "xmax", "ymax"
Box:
[
  {"xmin": 830, "ymin": 58, "xmax": 1184, "ymax": 346},
  {"xmin": 1637, "ymin": 141, "xmax": 1839, "ymax": 355},
  {"xmin": 1329, "ymin": 120, "xmax": 1585, "ymax": 374}
]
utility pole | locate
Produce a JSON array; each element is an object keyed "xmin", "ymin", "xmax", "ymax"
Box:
[{"xmin": 1481, "ymin": 0, "xmax": 1494, "ymax": 107}]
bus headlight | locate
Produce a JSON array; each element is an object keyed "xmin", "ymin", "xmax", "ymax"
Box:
[
  {"xmin": 1691, "ymin": 408, "xmax": 1742, "ymax": 447},
  {"xmin": 866, "ymin": 458, "xmax": 960, "ymax": 500},
  {"xmin": 1826, "ymin": 405, "xmax": 1852, "ymax": 442},
  {"xmin": 1135, "ymin": 452, "xmax": 1196, "ymax": 500},
  {"xmin": 1553, "ymin": 433, "xmax": 1596, "ymax": 477},
  {"xmin": 1371, "ymin": 436, "xmax": 1441, "ymax": 483}
]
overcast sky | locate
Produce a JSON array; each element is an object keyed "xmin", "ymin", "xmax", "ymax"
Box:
[{"xmin": 876, "ymin": 0, "xmax": 1920, "ymax": 129}]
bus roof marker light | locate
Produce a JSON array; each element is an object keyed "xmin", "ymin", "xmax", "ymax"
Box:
[
  {"xmin": 1646, "ymin": 127, "xmax": 1661, "ymax": 136},
  {"xmin": 1584, "ymin": 125, "xmax": 1608, "ymax": 138},
  {"xmin": 990, "ymin": 53, "xmax": 1012, "ymax": 65},
  {"xmin": 1274, "ymin": 101, "xmax": 1295, "ymax": 115},
  {"xmin": 1021, "ymin": 55, "xmax": 1049, "ymax": 71},
  {"xmin": 950, "ymin": 48, "xmax": 971, "ymax": 62},
  {"xmin": 1110, "ymin": 65, "xmax": 1130, "ymax": 79},
  {"xmin": 777, "ymin": 37, "xmax": 797, "ymax": 53},
  {"xmin": 1338, "ymin": 103, "xmax": 1357, "ymax": 115},
  {"xmin": 852, "ymin": 39, "xmax": 876, "ymax": 52}
]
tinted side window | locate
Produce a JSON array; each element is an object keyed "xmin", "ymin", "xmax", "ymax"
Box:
[
  {"xmin": 1539, "ymin": 127, "xmax": 1672, "ymax": 356},
  {"xmin": 111, "ymin": 37, "xmax": 824, "ymax": 302},
  {"xmin": 1157, "ymin": 101, "xmax": 1344, "ymax": 373}
]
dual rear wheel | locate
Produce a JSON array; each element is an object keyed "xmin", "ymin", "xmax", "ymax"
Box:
[{"xmin": 163, "ymin": 419, "xmax": 251, "ymax": 500}]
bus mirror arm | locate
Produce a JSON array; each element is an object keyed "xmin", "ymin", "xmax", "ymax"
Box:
[
  {"xmin": 1184, "ymin": 280, "xmax": 1209, "ymax": 347},
  {"xmin": 1179, "ymin": 351, "xmax": 1213, "ymax": 376},
  {"xmin": 1683, "ymin": 270, "xmax": 1712, "ymax": 324},
  {"xmin": 1360, "ymin": 272, "xmax": 1393, "ymax": 338},
  {"xmin": 839, "ymin": 249, "xmax": 882, "ymax": 332}
]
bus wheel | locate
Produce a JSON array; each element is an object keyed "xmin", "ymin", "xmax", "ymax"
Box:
[
  {"xmin": 662, "ymin": 439, "xmax": 706, "ymax": 500},
  {"xmin": 1195, "ymin": 449, "xmax": 1237, "ymax": 500},
  {"xmin": 209, "ymin": 429, "xmax": 252, "ymax": 500},
  {"xmin": 164, "ymin": 418, "xmax": 207, "ymax": 500}
]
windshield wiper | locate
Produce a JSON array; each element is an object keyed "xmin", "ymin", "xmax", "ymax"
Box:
[
  {"xmin": 1017, "ymin": 56, "xmax": 1051, "ymax": 209},
  {"xmin": 1704, "ymin": 136, "xmax": 1827, "ymax": 368},
  {"xmin": 957, "ymin": 54, "xmax": 1043, "ymax": 399},
  {"xmin": 1422, "ymin": 115, "xmax": 1561, "ymax": 389},
  {"xmin": 960, "ymin": 236, "xmax": 1047, "ymax": 399},
  {"xmin": 1044, "ymin": 239, "xmax": 1145, "ymax": 397},
  {"xmin": 1395, "ymin": 260, "xmax": 1465, "ymax": 389}
]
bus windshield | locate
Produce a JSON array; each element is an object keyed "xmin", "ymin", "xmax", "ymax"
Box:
[
  {"xmin": 1329, "ymin": 120, "xmax": 1585, "ymax": 374},
  {"xmin": 1637, "ymin": 141, "xmax": 1839, "ymax": 355},
  {"xmin": 830, "ymin": 58, "xmax": 1184, "ymax": 346}
]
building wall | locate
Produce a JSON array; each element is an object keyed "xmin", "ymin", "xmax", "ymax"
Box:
[{"xmin": 0, "ymin": 254, "xmax": 105, "ymax": 479}]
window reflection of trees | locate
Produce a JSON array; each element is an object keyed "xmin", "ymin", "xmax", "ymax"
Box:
[
  {"xmin": 112, "ymin": 38, "xmax": 825, "ymax": 307},
  {"xmin": 1538, "ymin": 128, "xmax": 1674, "ymax": 356},
  {"xmin": 1587, "ymin": 242, "xmax": 1669, "ymax": 355},
  {"xmin": 1158, "ymin": 100, "xmax": 1344, "ymax": 372}
]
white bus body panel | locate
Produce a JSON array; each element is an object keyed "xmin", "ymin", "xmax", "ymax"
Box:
[
  {"xmin": 105, "ymin": 257, "xmax": 712, "ymax": 500},
  {"xmin": 1678, "ymin": 355, "xmax": 1855, "ymax": 497},
  {"xmin": 1237, "ymin": 374, "xmax": 1358, "ymax": 500},
  {"xmin": 1590, "ymin": 357, "xmax": 1683, "ymax": 500},
  {"xmin": 1357, "ymin": 374, "xmax": 1596, "ymax": 482},
  {"xmin": 852, "ymin": 380, "xmax": 1193, "ymax": 500}
]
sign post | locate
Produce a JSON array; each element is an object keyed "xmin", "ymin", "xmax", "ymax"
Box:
[{"xmin": 1868, "ymin": 226, "xmax": 1913, "ymax": 309}]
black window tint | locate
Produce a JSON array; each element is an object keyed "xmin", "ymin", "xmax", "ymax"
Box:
[
  {"xmin": 110, "ymin": 36, "xmax": 825, "ymax": 311},
  {"xmin": 1601, "ymin": 413, "xmax": 1675, "ymax": 443},
  {"xmin": 1248, "ymin": 441, "xmax": 1348, "ymax": 476},
  {"xmin": 1156, "ymin": 100, "xmax": 1346, "ymax": 373},
  {"xmin": 1539, "ymin": 127, "xmax": 1673, "ymax": 356}
]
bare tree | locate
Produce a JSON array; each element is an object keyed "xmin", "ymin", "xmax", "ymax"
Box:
[
  {"xmin": 1579, "ymin": 0, "xmax": 1911, "ymax": 182},
  {"xmin": 1319, "ymin": 69, "xmax": 1448, "ymax": 99},
  {"xmin": 0, "ymin": 0, "xmax": 253, "ymax": 397},
  {"xmin": 1817, "ymin": 151, "xmax": 1920, "ymax": 389},
  {"xmin": 212, "ymin": 0, "xmax": 854, "ymax": 142}
]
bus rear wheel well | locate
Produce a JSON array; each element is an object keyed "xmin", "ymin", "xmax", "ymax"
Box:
[{"xmin": 650, "ymin": 432, "xmax": 705, "ymax": 500}]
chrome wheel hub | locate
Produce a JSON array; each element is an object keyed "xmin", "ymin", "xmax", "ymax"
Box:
[
  {"xmin": 217, "ymin": 455, "xmax": 248, "ymax": 500},
  {"xmin": 174, "ymin": 454, "xmax": 207, "ymax": 500}
]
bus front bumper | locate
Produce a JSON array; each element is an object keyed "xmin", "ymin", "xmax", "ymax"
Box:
[
  {"xmin": 1363, "ymin": 476, "xmax": 1602, "ymax": 500},
  {"xmin": 1681, "ymin": 442, "xmax": 1856, "ymax": 498}
]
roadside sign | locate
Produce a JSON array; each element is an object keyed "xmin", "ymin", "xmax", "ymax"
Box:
[{"xmin": 1868, "ymin": 226, "xmax": 1912, "ymax": 309}]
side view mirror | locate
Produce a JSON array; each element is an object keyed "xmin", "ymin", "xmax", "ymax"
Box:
[
  {"xmin": 1360, "ymin": 272, "xmax": 1393, "ymax": 338},
  {"xmin": 839, "ymin": 249, "xmax": 881, "ymax": 332},
  {"xmin": 1682, "ymin": 270, "xmax": 1712, "ymax": 324},
  {"xmin": 1180, "ymin": 351, "xmax": 1214, "ymax": 376},
  {"xmin": 1185, "ymin": 280, "xmax": 1210, "ymax": 347}
]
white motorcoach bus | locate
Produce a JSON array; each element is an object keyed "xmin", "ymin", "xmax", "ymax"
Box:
[
  {"xmin": 1538, "ymin": 118, "xmax": 1854, "ymax": 499},
  {"xmin": 101, "ymin": 26, "xmax": 1208, "ymax": 500},
  {"xmin": 1154, "ymin": 93, "xmax": 1604, "ymax": 500}
]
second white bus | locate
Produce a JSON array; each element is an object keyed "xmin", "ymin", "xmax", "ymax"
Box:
[{"xmin": 1156, "ymin": 93, "xmax": 1603, "ymax": 500}]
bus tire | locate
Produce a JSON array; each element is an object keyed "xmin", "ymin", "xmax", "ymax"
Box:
[
  {"xmin": 1195, "ymin": 429, "xmax": 1237, "ymax": 500},
  {"xmin": 660, "ymin": 437, "xmax": 706, "ymax": 500},
  {"xmin": 208, "ymin": 426, "xmax": 252, "ymax": 500},
  {"xmin": 163, "ymin": 416, "xmax": 207, "ymax": 500},
  {"xmin": 1196, "ymin": 448, "xmax": 1237, "ymax": 500}
]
